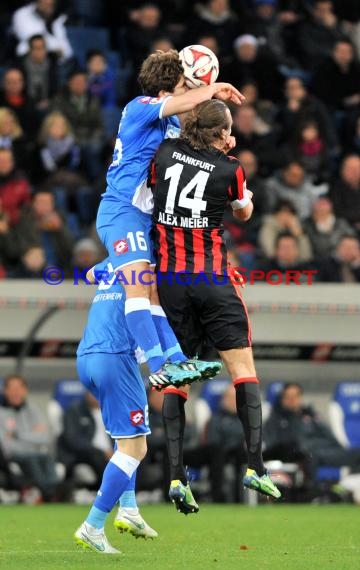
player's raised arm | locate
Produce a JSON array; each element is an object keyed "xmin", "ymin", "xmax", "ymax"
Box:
[
  {"xmin": 162, "ymin": 82, "xmax": 245, "ymax": 117},
  {"xmin": 228, "ymin": 165, "xmax": 254, "ymax": 222}
]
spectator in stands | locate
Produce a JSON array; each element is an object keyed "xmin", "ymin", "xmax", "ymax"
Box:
[
  {"xmin": 30, "ymin": 110, "xmax": 86, "ymax": 200},
  {"xmin": 16, "ymin": 34, "xmax": 60, "ymax": 117},
  {"xmin": 221, "ymin": 33, "xmax": 284, "ymax": 103},
  {"xmin": 276, "ymin": 76, "xmax": 339, "ymax": 158},
  {"xmin": 245, "ymin": 0, "xmax": 288, "ymax": 63},
  {"xmin": 127, "ymin": 3, "xmax": 166, "ymax": 68},
  {"xmin": 263, "ymin": 382, "xmax": 360, "ymax": 487},
  {"xmin": 13, "ymin": 244, "xmax": 46, "ymax": 278},
  {"xmin": 258, "ymin": 232, "xmax": 314, "ymax": 281},
  {"xmin": 0, "ymin": 204, "xmax": 22, "ymax": 278},
  {"xmin": 297, "ymin": 0, "xmax": 344, "ymax": 71},
  {"xmin": 303, "ymin": 197, "xmax": 355, "ymax": 260},
  {"xmin": 51, "ymin": 69, "xmax": 106, "ymax": 182},
  {"xmin": 56, "ymin": 390, "xmax": 113, "ymax": 489},
  {"xmin": 190, "ymin": 0, "xmax": 240, "ymax": 60},
  {"xmin": 231, "ymin": 104, "xmax": 280, "ymax": 176},
  {"xmin": 239, "ymin": 80, "xmax": 276, "ymax": 128},
  {"xmin": 206, "ymin": 384, "xmax": 247, "ymax": 502},
  {"xmin": 0, "ymin": 107, "xmax": 32, "ymax": 172},
  {"xmin": 72, "ymin": 237, "xmax": 102, "ymax": 273},
  {"xmin": 223, "ymin": 149, "xmax": 270, "ymax": 252},
  {"xmin": 0, "ymin": 374, "xmax": 59, "ymax": 502},
  {"xmin": 0, "ymin": 147, "xmax": 32, "ymax": 226},
  {"xmin": 0, "ymin": 67, "xmax": 39, "ymax": 137},
  {"xmin": 317, "ymin": 234, "xmax": 360, "ymax": 282},
  {"xmin": 265, "ymin": 161, "xmax": 327, "ymax": 219},
  {"xmin": 287, "ymin": 119, "xmax": 332, "ymax": 183},
  {"xmin": 11, "ymin": 0, "xmax": 73, "ymax": 63},
  {"xmin": 86, "ymin": 50, "xmax": 117, "ymax": 110},
  {"xmin": 330, "ymin": 154, "xmax": 360, "ymax": 233},
  {"xmin": 15, "ymin": 190, "xmax": 74, "ymax": 274},
  {"xmin": 196, "ymin": 34, "xmax": 220, "ymax": 59},
  {"xmin": 150, "ymin": 37, "xmax": 175, "ymax": 53},
  {"xmin": 258, "ymin": 199, "xmax": 313, "ymax": 261},
  {"xmin": 141, "ymin": 388, "xmax": 225, "ymax": 503},
  {"xmin": 312, "ymin": 38, "xmax": 360, "ymax": 114},
  {"xmin": 342, "ymin": 107, "xmax": 360, "ymax": 155}
]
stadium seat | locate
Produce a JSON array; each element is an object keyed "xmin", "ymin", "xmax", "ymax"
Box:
[
  {"xmin": 102, "ymin": 106, "xmax": 123, "ymax": 140},
  {"xmin": 66, "ymin": 25, "xmax": 110, "ymax": 68},
  {"xmin": 262, "ymin": 380, "xmax": 350, "ymax": 487},
  {"xmin": 47, "ymin": 380, "xmax": 97, "ymax": 487},
  {"xmin": 194, "ymin": 379, "xmax": 231, "ymax": 435},
  {"xmin": 262, "ymin": 380, "xmax": 284, "ymax": 422},
  {"xmin": 72, "ymin": 0, "xmax": 105, "ymax": 26},
  {"xmin": 199, "ymin": 378, "xmax": 231, "ymax": 412},
  {"xmin": 328, "ymin": 381, "xmax": 360, "ymax": 448},
  {"xmin": 47, "ymin": 379, "xmax": 85, "ymax": 438}
]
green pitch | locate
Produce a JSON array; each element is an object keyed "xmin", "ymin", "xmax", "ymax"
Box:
[{"xmin": 0, "ymin": 503, "xmax": 359, "ymax": 570}]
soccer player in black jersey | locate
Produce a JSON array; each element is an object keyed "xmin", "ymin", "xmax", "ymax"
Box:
[{"xmin": 150, "ymin": 99, "xmax": 281, "ymax": 512}]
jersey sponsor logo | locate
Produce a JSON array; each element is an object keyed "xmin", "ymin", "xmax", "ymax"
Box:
[
  {"xmin": 165, "ymin": 124, "xmax": 180, "ymax": 139},
  {"xmin": 130, "ymin": 410, "xmax": 144, "ymax": 425},
  {"xmin": 113, "ymin": 239, "xmax": 129, "ymax": 255},
  {"xmin": 139, "ymin": 96, "xmax": 162, "ymax": 104}
]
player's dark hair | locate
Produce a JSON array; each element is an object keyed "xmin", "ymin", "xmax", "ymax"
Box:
[
  {"xmin": 181, "ymin": 99, "xmax": 231, "ymax": 150},
  {"xmin": 138, "ymin": 50, "xmax": 184, "ymax": 96}
]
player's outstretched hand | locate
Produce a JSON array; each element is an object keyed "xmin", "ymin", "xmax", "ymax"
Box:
[{"xmin": 213, "ymin": 83, "xmax": 245, "ymax": 105}]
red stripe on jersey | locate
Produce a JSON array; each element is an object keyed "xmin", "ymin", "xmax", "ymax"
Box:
[
  {"xmin": 211, "ymin": 229, "xmax": 223, "ymax": 274},
  {"xmin": 235, "ymin": 166, "xmax": 245, "ymax": 201},
  {"xmin": 174, "ymin": 228, "xmax": 186, "ymax": 272},
  {"xmin": 150, "ymin": 160, "xmax": 157, "ymax": 186},
  {"xmin": 192, "ymin": 229, "xmax": 205, "ymax": 273},
  {"xmin": 156, "ymin": 224, "xmax": 168, "ymax": 272},
  {"xmin": 231, "ymin": 279, "xmax": 252, "ymax": 346}
]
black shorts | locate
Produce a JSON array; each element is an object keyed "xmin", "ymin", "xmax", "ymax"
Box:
[{"xmin": 157, "ymin": 272, "xmax": 252, "ymax": 357}]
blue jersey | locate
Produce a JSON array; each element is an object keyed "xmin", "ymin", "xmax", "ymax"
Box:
[
  {"xmin": 77, "ymin": 258, "xmax": 135, "ymax": 356},
  {"xmin": 105, "ymin": 95, "xmax": 180, "ymax": 214}
]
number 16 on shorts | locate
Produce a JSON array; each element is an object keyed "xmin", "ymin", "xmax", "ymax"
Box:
[
  {"xmin": 112, "ymin": 229, "xmax": 154, "ymax": 266},
  {"xmin": 114, "ymin": 231, "xmax": 148, "ymax": 255}
]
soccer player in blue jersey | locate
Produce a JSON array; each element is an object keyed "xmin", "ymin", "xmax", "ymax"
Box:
[
  {"xmin": 96, "ymin": 49, "xmax": 244, "ymax": 389},
  {"xmin": 74, "ymin": 259, "xmax": 157, "ymax": 554}
]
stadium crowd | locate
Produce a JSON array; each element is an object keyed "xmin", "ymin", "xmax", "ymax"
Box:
[
  {"xmin": 1, "ymin": 374, "xmax": 359, "ymax": 505},
  {"xmin": 0, "ymin": 0, "xmax": 359, "ymax": 280}
]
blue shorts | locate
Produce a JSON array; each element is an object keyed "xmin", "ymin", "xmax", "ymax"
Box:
[
  {"xmin": 96, "ymin": 196, "xmax": 155, "ymax": 271},
  {"xmin": 76, "ymin": 352, "xmax": 150, "ymax": 439}
]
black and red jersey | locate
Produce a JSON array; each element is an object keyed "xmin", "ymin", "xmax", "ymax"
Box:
[{"xmin": 151, "ymin": 138, "xmax": 249, "ymax": 274}]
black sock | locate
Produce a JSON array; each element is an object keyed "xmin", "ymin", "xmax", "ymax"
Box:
[
  {"xmin": 162, "ymin": 393, "xmax": 187, "ymax": 484},
  {"xmin": 235, "ymin": 382, "xmax": 265, "ymax": 476}
]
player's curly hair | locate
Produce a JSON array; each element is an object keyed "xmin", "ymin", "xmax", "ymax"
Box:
[
  {"xmin": 181, "ymin": 100, "xmax": 231, "ymax": 150},
  {"xmin": 138, "ymin": 50, "xmax": 184, "ymax": 96}
]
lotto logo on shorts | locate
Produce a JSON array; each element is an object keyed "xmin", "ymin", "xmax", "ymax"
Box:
[
  {"xmin": 130, "ymin": 410, "xmax": 144, "ymax": 425},
  {"xmin": 113, "ymin": 239, "xmax": 128, "ymax": 255}
]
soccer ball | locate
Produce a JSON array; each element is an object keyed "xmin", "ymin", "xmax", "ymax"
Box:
[{"xmin": 179, "ymin": 44, "xmax": 219, "ymax": 88}]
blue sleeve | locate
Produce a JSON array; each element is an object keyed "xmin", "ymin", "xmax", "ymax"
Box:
[
  {"xmin": 92, "ymin": 257, "xmax": 111, "ymax": 283},
  {"xmin": 130, "ymin": 95, "xmax": 172, "ymax": 126}
]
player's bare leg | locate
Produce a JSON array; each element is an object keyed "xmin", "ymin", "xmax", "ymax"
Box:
[{"xmin": 219, "ymin": 347, "xmax": 281, "ymax": 499}]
